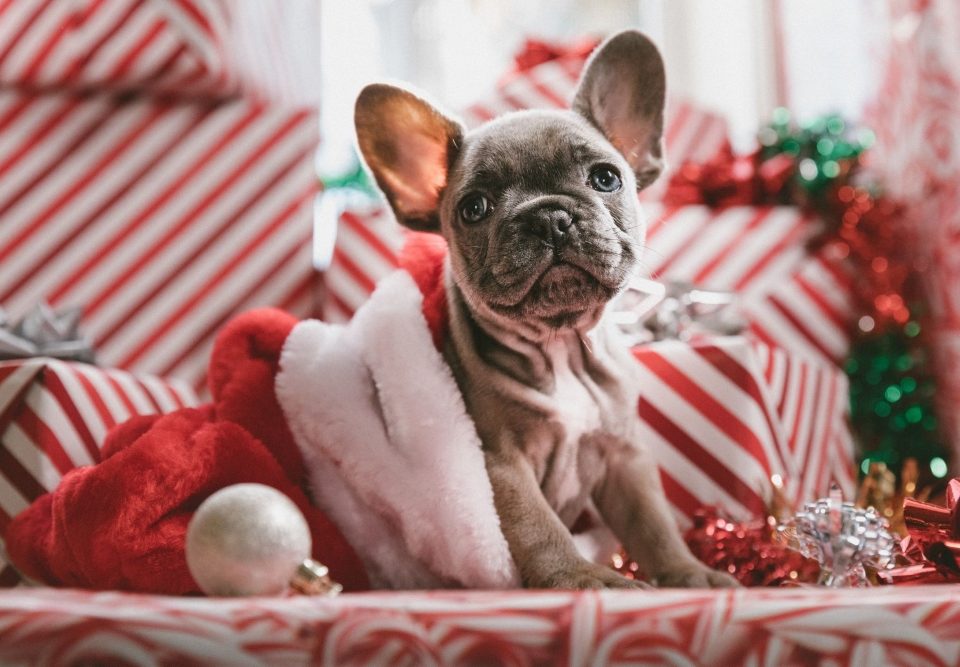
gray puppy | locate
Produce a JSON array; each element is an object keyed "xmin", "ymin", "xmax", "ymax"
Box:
[{"xmin": 355, "ymin": 30, "xmax": 737, "ymax": 589}]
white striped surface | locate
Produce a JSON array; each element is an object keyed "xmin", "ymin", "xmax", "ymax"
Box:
[
  {"xmin": 0, "ymin": 0, "xmax": 320, "ymax": 103},
  {"xmin": 0, "ymin": 358, "xmax": 198, "ymax": 587},
  {"xmin": 635, "ymin": 336, "xmax": 854, "ymax": 527},
  {"xmin": 322, "ymin": 204, "xmax": 406, "ymax": 323},
  {"xmin": 0, "ymin": 90, "xmax": 320, "ymax": 393},
  {"xmin": 643, "ymin": 204, "xmax": 855, "ymax": 366},
  {"xmin": 0, "ymin": 587, "xmax": 958, "ymax": 665}
]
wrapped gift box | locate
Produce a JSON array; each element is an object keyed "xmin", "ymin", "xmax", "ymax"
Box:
[
  {"xmin": 0, "ymin": 587, "xmax": 958, "ymax": 664},
  {"xmin": 635, "ymin": 336, "xmax": 855, "ymax": 526},
  {"xmin": 0, "ymin": 0, "xmax": 320, "ymax": 103},
  {"xmin": 0, "ymin": 357, "xmax": 198, "ymax": 585},
  {"xmin": 0, "ymin": 90, "xmax": 320, "ymax": 393},
  {"xmin": 643, "ymin": 203, "xmax": 855, "ymax": 366},
  {"xmin": 322, "ymin": 202, "xmax": 406, "ymax": 323}
]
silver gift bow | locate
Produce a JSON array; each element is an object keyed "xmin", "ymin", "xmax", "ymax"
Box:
[
  {"xmin": 0, "ymin": 303, "xmax": 95, "ymax": 363},
  {"xmin": 777, "ymin": 485, "xmax": 899, "ymax": 587},
  {"xmin": 612, "ymin": 277, "xmax": 747, "ymax": 344}
]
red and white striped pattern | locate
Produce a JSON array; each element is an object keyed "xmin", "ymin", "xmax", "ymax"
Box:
[
  {"xmin": 1, "ymin": 586, "xmax": 958, "ymax": 665},
  {"xmin": 0, "ymin": 0, "xmax": 320, "ymax": 103},
  {"xmin": 322, "ymin": 204, "xmax": 407, "ymax": 323},
  {"xmin": 643, "ymin": 204, "xmax": 855, "ymax": 365},
  {"xmin": 0, "ymin": 357, "xmax": 198, "ymax": 586},
  {"xmin": 0, "ymin": 90, "xmax": 320, "ymax": 393},
  {"xmin": 461, "ymin": 54, "xmax": 730, "ymax": 201},
  {"xmin": 635, "ymin": 336, "xmax": 855, "ymax": 527}
]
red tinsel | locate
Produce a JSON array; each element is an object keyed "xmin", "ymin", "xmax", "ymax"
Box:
[
  {"xmin": 663, "ymin": 146, "xmax": 794, "ymax": 208},
  {"xmin": 683, "ymin": 508, "xmax": 821, "ymax": 587},
  {"xmin": 611, "ymin": 508, "xmax": 820, "ymax": 587},
  {"xmin": 816, "ymin": 190, "xmax": 916, "ymax": 329}
]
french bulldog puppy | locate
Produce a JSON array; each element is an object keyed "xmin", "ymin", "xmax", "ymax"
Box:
[{"xmin": 355, "ymin": 30, "xmax": 737, "ymax": 589}]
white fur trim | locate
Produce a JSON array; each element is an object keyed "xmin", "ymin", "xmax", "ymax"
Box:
[{"xmin": 276, "ymin": 271, "xmax": 519, "ymax": 589}]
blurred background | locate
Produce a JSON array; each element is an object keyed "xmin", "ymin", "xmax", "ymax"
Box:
[{"xmin": 318, "ymin": 0, "xmax": 886, "ymax": 174}]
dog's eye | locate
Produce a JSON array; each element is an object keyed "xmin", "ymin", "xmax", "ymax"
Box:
[
  {"xmin": 588, "ymin": 166, "xmax": 622, "ymax": 193},
  {"xmin": 459, "ymin": 194, "xmax": 490, "ymax": 223}
]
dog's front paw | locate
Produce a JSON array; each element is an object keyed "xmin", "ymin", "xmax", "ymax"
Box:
[
  {"xmin": 653, "ymin": 562, "xmax": 740, "ymax": 589},
  {"xmin": 530, "ymin": 563, "xmax": 650, "ymax": 590}
]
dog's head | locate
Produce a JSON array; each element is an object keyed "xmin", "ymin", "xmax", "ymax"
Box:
[{"xmin": 355, "ymin": 30, "xmax": 665, "ymax": 335}]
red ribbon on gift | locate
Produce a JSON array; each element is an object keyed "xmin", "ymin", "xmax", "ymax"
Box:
[
  {"xmin": 511, "ymin": 37, "xmax": 601, "ymax": 74},
  {"xmin": 879, "ymin": 478, "xmax": 960, "ymax": 584},
  {"xmin": 498, "ymin": 36, "xmax": 602, "ymax": 88},
  {"xmin": 663, "ymin": 146, "xmax": 794, "ymax": 208}
]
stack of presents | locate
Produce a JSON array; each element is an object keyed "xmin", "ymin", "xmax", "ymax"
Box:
[
  {"xmin": 0, "ymin": 0, "xmax": 320, "ymax": 580},
  {"xmin": 2, "ymin": 1, "xmax": 960, "ymax": 663}
]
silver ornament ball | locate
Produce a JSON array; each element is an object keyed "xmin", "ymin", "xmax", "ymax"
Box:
[{"xmin": 186, "ymin": 483, "xmax": 312, "ymax": 596}]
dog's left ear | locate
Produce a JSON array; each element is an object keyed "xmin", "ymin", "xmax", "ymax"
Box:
[
  {"xmin": 355, "ymin": 84, "xmax": 464, "ymax": 232},
  {"xmin": 572, "ymin": 31, "xmax": 666, "ymax": 190}
]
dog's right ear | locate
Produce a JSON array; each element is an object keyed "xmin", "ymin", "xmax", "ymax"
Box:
[
  {"xmin": 572, "ymin": 31, "xmax": 666, "ymax": 190},
  {"xmin": 355, "ymin": 84, "xmax": 464, "ymax": 232}
]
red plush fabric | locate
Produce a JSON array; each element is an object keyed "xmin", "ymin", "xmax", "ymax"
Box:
[
  {"xmin": 208, "ymin": 308, "xmax": 306, "ymax": 488},
  {"xmin": 399, "ymin": 231, "xmax": 449, "ymax": 350},
  {"xmin": 5, "ymin": 308, "xmax": 370, "ymax": 594}
]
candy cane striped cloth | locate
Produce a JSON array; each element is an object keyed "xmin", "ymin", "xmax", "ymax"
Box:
[
  {"xmin": 322, "ymin": 202, "xmax": 407, "ymax": 323},
  {"xmin": 635, "ymin": 336, "xmax": 855, "ymax": 527},
  {"xmin": 643, "ymin": 204, "xmax": 856, "ymax": 366},
  {"xmin": 0, "ymin": 0, "xmax": 320, "ymax": 103},
  {"xmin": 0, "ymin": 90, "xmax": 320, "ymax": 395},
  {"xmin": 0, "ymin": 358, "xmax": 198, "ymax": 586},
  {"xmin": 1, "ymin": 586, "xmax": 959, "ymax": 664}
]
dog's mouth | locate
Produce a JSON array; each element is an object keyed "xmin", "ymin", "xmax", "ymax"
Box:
[{"xmin": 487, "ymin": 259, "xmax": 615, "ymax": 326}]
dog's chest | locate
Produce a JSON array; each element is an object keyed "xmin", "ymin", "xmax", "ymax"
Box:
[
  {"xmin": 546, "ymin": 341, "xmax": 602, "ymax": 439},
  {"xmin": 536, "ymin": 340, "xmax": 607, "ymax": 520}
]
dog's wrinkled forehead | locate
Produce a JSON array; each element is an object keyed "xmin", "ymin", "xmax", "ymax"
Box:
[{"xmin": 450, "ymin": 111, "xmax": 624, "ymax": 195}]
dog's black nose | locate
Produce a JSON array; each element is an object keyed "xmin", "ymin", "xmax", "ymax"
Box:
[{"xmin": 527, "ymin": 207, "xmax": 574, "ymax": 246}]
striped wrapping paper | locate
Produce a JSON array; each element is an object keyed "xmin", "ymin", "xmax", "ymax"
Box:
[
  {"xmin": 635, "ymin": 336, "xmax": 855, "ymax": 527},
  {"xmin": 0, "ymin": 89, "xmax": 320, "ymax": 394},
  {"xmin": 643, "ymin": 204, "xmax": 856, "ymax": 366},
  {"xmin": 322, "ymin": 202, "xmax": 407, "ymax": 323},
  {"xmin": 0, "ymin": 0, "xmax": 320, "ymax": 103},
  {"xmin": 0, "ymin": 357, "xmax": 198, "ymax": 586}
]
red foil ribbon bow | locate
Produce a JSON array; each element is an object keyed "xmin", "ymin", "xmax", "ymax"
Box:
[
  {"xmin": 663, "ymin": 146, "xmax": 794, "ymax": 208},
  {"xmin": 879, "ymin": 478, "xmax": 960, "ymax": 584}
]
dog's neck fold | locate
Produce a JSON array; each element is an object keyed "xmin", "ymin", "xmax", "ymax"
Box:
[{"xmin": 443, "ymin": 261, "xmax": 610, "ymax": 393}]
